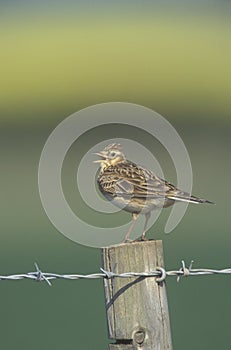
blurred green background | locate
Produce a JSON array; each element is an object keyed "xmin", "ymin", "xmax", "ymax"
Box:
[{"xmin": 1, "ymin": 1, "xmax": 231, "ymax": 349}]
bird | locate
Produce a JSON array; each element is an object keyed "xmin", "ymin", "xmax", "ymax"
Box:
[{"xmin": 94, "ymin": 143, "xmax": 214, "ymax": 242}]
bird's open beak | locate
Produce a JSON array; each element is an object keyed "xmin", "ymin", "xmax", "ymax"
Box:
[{"xmin": 93, "ymin": 152, "xmax": 107, "ymax": 163}]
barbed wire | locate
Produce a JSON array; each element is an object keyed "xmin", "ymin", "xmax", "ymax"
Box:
[{"xmin": 0, "ymin": 261, "xmax": 231, "ymax": 286}]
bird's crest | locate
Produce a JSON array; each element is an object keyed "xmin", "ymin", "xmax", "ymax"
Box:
[{"xmin": 103, "ymin": 143, "xmax": 122, "ymax": 152}]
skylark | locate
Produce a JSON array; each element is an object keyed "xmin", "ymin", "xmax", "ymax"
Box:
[{"xmin": 94, "ymin": 143, "xmax": 214, "ymax": 242}]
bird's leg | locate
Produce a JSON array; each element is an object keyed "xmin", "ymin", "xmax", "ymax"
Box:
[
  {"xmin": 123, "ymin": 213, "xmax": 138, "ymax": 243},
  {"xmin": 141, "ymin": 212, "xmax": 151, "ymax": 241}
]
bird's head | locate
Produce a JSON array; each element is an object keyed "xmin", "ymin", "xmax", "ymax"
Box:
[{"xmin": 94, "ymin": 143, "xmax": 126, "ymax": 169}]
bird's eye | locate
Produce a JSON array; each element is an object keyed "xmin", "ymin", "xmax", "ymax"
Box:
[{"xmin": 110, "ymin": 151, "xmax": 116, "ymax": 157}]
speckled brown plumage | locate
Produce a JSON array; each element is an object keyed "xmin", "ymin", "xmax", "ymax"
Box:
[{"xmin": 94, "ymin": 143, "xmax": 214, "ymax": 242}]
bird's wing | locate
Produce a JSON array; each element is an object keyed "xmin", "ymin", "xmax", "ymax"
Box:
[{"xmin": 98, "ymin": 162, "xmax": 174, "ymax": 199}]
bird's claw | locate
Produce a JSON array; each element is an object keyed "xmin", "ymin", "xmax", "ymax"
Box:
[{"xmin": 140, "ymin": 234, "xmax": 148, "ymax": 241}]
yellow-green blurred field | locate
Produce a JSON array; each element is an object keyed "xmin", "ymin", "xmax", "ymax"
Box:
[
  {"xmin": 1, "ymin": 2, "xmax": 231, "ymax": 350},
  {"xmin": 1, "ymin": 2, "xmax": 231, "ymax": 123}
]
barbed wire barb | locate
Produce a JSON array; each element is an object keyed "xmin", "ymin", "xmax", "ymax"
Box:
[
  {"xmin": 33, "ymin": 262, "xmax": 52, "ymax": 286},
  {"xmin": 177, "ymin": 260, "xmax": 194, "ymax": 282}
]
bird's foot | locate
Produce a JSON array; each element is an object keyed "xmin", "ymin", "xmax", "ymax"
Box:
[
  {"xmin": 122, "ymin": 234, "xmax": 148, "ymax": 243},
  {"xmin": 130, "ymin": 235, "xmax": 148, "ymax": 242},
  {"xmin": 122, "ymin": 238, "xmax": 134, "ymax": 243},
  {"xmin": 140, "ymin": 234, "xmax": 148, "ymax": 241}
]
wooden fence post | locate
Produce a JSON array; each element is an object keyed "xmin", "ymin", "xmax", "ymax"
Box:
[{"xmin": 101, "ymin": 240, "xmax": 173, "ymax": 350}]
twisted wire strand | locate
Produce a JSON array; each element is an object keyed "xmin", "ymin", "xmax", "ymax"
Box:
[{"xmin": 0, "ymin": 261, "xmax": 231, "ymax": 286}]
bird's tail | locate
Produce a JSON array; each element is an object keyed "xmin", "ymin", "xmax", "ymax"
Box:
[{"xmin": 168, "ymin": 193, "xmax": 215, "ymax": 204}]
